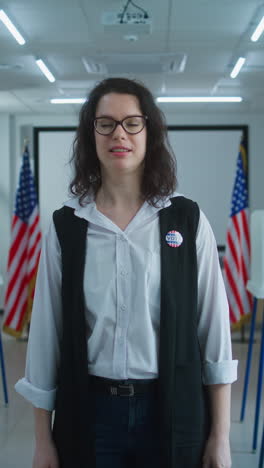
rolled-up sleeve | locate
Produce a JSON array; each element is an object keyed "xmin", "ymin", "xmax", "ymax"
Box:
[
  {"xmin": 196, "ymin": 210, "xmax": 238, "ymax": 385},
  {"xmin": 15, "ymin": 220, "xmax": 62, "ymax": 410}
]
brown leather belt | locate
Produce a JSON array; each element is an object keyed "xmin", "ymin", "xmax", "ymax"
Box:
[{"xmin": 89, "ymin": 375, "xmax": 158, "ymax": 397}]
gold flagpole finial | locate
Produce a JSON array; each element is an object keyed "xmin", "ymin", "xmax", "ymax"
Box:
[{"xmin": 23, "ymin": 138, "xmax": 29, "ymax": 153}]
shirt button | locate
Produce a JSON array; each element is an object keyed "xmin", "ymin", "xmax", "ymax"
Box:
[
  {"xmin": 121, "ymin": 305, "xmax": 126, "ymax": 311},
  {"xmin": 121, "ymin": 270, "xmax": 126, "ymax": 276}
]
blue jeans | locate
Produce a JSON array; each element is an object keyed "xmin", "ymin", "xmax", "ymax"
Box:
[{"xmin": 90, "ymin": 390, "xmax": 162, "ymax": 467}]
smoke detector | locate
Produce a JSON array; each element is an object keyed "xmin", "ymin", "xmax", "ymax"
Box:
[{"xmin": 124, "ymin": 34, "xmax": 138, "ymax": 41}]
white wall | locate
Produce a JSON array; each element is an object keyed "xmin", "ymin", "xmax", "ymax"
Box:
[
  {"xmin": 14, "ymin": 114, "xmax": 78, "ymax": 181},
  {"xmin": 0, "ymin": 115, "xmax": 11, "ymax": 308},
  {"xmin": 0, "ymin": 109, "xmax": 264, "ymax": 308}
]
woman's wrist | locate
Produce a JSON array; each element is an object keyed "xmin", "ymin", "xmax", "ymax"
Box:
[
  {"xmin": 209, "ymin": 430, "xmax": 230, "ymax": 440},
  {"xmin": 33, "ymin": 407, "xmax": 53, "ymax": 444}
]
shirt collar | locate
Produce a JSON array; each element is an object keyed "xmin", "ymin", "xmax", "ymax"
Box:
[{"xmin": 63, "ymin": 192, "xmax": 181, "ymax": 226}]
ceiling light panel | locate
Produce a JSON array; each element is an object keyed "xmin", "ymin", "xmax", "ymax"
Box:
[
  {"xmin": 251, "ymin": 16, "xmax": 264, "ymax": 42},
  {"xmin": 157, "ymin": 97, "xmax": 242, "ymax": 103},
  {"xmin": 35, "ymin": 59, "xmax": 56, "ymax": 83},
  {"xmin": 0, "ymin": 10, "xmax": 26, "ymax": 45},
  {"xmin": 230, "ymin": 58, "xmax": 246, "ymax": 79},
  {"xmin": 50, "ymin": 98, "xmax": 85, "ymax": 104}
]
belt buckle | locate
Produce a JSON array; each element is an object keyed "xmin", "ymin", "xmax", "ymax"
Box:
[
  {"xmin": 118, "ymin": 383, "xmax": 135, "ymax": 397},
  {"xmin": 119, "ymin": 383, "xmax": 134, "ymax": 397}
]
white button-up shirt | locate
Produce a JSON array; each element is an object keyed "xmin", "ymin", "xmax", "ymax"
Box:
[{"xmin": 15, "ymin": 193, "xmax": 238, "ymax": 411}]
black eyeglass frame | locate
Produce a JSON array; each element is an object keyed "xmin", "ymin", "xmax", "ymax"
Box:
[{"xmin": 94, "ymin": 115, "xmax": 148, "ymax": 135}]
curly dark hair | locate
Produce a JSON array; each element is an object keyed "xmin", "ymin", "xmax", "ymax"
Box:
[{"xmin": 69, "ymin": 77, "xmax": 177, "ymax": 206}]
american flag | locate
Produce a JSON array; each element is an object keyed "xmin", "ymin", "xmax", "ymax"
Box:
[
  {"xmin": 3, "ymin": 147, "xmax": 41, "ymax": 337},
  {"xmin": 223, "ymin": 138, "xmax": 252, "ymax": 325}
]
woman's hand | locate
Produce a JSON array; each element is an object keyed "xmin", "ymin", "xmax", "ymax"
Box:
[
  {"xmin": 32, "ymin": 439, "xmax": 59, "ymax": 468},
  {"xmin": 202, "ymin": 433, "xmax": 232, "ymax": 468}
]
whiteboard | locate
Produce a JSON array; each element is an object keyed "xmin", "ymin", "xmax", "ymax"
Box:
[
  {"xmin": 38, "ymin": 130, "xmax": 75, "ymax": 233},
  {"xmin": 168, "ymin": 128, "xmax": 243, "ymax": 245},
  {"xmin": 35, "ymin": 126, "xmax": 247, "ymax": 244}
]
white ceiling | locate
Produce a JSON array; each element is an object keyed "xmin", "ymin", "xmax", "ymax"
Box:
[{"xmin": 0, "ymin": 0, "xmax": 264, "ymax": 115}]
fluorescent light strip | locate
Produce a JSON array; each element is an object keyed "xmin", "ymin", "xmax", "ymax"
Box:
[
  {"xmin": 251, "ymin": 15, "xmax": 264, "ymax": 42},
  {"xmin": 36, "ymin": 59, "xmax": 56, "ymax": 83},
  {"xmin": 50, "ymin": 98, "xmax": 85, "ymax": 104},
  {"xmin": 157, "ymin": 97, "xmax": 242, "ymax": 103},
  {"xmin": 230, "ymin": 57, "xmax": 245, "ymax": 79},
  {"xmin": 0, "ymin": 9, "xmax": 25, "ymax": 45}
]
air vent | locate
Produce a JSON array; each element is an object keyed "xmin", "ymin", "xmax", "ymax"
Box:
[
  {"xmin": 82, "ymin": 53, "xmax": 187, "ymax": 75},
  {"xmin": 0, "ymin": 63, "xmax": 23, "ymax": 70}
]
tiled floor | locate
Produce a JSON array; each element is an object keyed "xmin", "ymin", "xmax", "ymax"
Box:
[{"xmin": 0, "ymin": 329, "xmax": 263, "ymax": 468}]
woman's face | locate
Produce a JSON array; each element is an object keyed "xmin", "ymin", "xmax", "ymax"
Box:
[{"xmin": 94, "ymin": 92, "xmax": 147, "ymax": 179}]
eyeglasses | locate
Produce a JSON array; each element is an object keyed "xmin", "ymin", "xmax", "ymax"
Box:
[{"xmin": 94, "ymin": 115, "xmax": 148, "ymax": 135}]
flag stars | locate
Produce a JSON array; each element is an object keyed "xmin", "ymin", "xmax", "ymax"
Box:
[
  {"xmin": 230, "ymin": 152, "xmax": 248, "ymax": 216},
  {"xmin": 14, "ymin": 152, "xmax": 38, "ymax": 223}
]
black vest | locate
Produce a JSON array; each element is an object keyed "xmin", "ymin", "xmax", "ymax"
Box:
[{"xmin": 52, "ymin": 196, "xmax": 210, "ymax": 468}]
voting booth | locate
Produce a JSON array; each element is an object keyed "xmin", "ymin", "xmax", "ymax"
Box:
[{"xmin": 240, "ymin": 211, "xmax": 264, "ymax": 466}]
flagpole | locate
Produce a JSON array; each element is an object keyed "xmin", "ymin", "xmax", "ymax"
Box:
[
  {"xmin": 0, "ymin": 275, "xmax": 8, "ymax": 405},
  {"xmin": 0, "ymin": 331, "xmax": 8, "ymax": 405}
]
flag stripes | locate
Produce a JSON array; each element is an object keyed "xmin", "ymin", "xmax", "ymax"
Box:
[
  {"xmin": 223, "ymin": 139, "xmax": 252, "ymax": 326},
  {"xmin": 3, "ymin": 148, "xmax": 41, "ymax": 337}
]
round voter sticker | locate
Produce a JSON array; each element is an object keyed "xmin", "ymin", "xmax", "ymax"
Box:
[{"xmin": 165, "ymin": 230, "xmax": 183, "ymax": 248}]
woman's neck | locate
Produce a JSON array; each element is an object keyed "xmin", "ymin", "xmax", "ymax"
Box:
[
  {"xmin": 96, "ymin": 175, "xmax": 144, "ymax": 209},
  {"xmin": 95, "ymin": 183, "xmax": 144, "ymax": 208}
]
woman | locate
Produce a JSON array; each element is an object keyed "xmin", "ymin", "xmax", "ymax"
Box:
[{"xmin": 16, "ymin": 77, "xmax": 237, "ymax": 468}]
